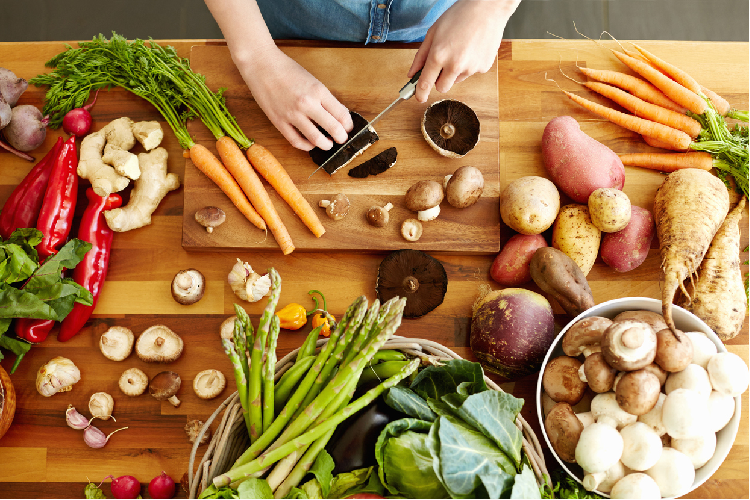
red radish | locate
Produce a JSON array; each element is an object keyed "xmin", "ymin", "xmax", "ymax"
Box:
[
  {"xmin": 62, "ymin": 89, "xmax": 99, "ymax": 136},
  {"xmin": 148, "ymin": 471, "xmax": 176, "ymax": 499},
  {"xmin": 109, "ymin": 475, "xmax": 141, "ymax": 499}
]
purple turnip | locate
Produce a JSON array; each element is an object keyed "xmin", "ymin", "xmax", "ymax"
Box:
[
  {"xmin": 3, "ymin": 105, "xmax": 48, "ymax": 152},
  {"xmin": 0, "ymin": 67, "xmax": 28, "ymax": 107},
  {"xmin": 63, "ymin": 89, "xmax": 99, "ymax": 136},
  {"xmin": 148, "ymin": 471, "xmax": 176, "ymax": 499}
]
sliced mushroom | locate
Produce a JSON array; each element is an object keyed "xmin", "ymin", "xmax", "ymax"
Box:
[
  {"xmin": 444, "ymin": 166, "xmax": 484, "ymax": 208},
  {"xmin": 319, "ymin": 193, "xmax": 350, "ymax": 220},
  {"xmin": 193, "ymin": 369, "xmax": 226, "ymax": 400},
  {"xmin": 136, "ymin": 325, "xmax": 184, "ymax": 363},
  {"xmin": 149, "ymin": 371, "xmax": 181, "ymax": 407},
  {"xmin": 348, "ymin": 147, "xmax": 397, "ymax": 178},
  {"xmin": 171, "ymin": 269, "xmax": 205, "ymax": 305},
  {"xmin": 366, "ymin": 203, "xmax": 393, "ymax": 227},
  {"xmin": 309, "ymin": 111, "xmax": 378, "ymax": 175},
  {"xmin": 119, "ymin": 368, "xmax": 149, "ymax": 396},
  {"xmin": 376, "ymin": 249, "xmax": 447, "ymax": 318},
  {"xmin": 421, "ymin": 99, "xmax": 480, "ymax": 158},
  {"xmin": 99, "ymin": 326, "xmax": 135, "ymax": 362},
  {"xmin": 194, "ymin": 206, "xmax": 226, "ymax": 233},
  {"xmin": 400, "ymin": 218, "xmax": 423, "ymax": 242}
]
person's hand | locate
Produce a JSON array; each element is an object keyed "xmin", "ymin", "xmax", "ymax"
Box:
[
  {"xmin": 239, "ymin": 45, "xmax": 354, "ymax": 151},
  {"xmin": 408, "ymin": 0, "xmax": 520, "ymax": 102}
]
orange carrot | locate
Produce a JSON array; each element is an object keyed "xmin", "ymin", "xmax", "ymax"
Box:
[
  {"xmin": 578, "ymin": 67, "xmax": 687, "ymax": 114},
  {"xmin": 612, "ymin": 51, "xmax": 707, "ymax": 115},
  {"xmin": 700, "ymin": 86, "xmax": 731, "ymax": 116},
  {"xmin": 189, "ymin": 144, "xmax": 267, "ymax": 231},
  {"xmin": 618, "ymin": 152, "xmax": 714, "ymax": 172},
  {"xmin": 216, "ymin": 136, "xmax": 295, "ymax": 255},
  {"xmin": 642, "ymin": 134, "xmax": 688, "ymax": 151},
  {"xmin": 246, "ymin": 144, "xmax": 326, "ymax": 238},
  {"xmin": 630, "ymin": 43, "xmax": 703, "ymax": 95},
  {"xmin": 584, "ymin": 81, "xmax": 702, "ymax": 138},
  {"xmin": 563, "ymin": 90, "xmax": 693, "ymax": 150}
]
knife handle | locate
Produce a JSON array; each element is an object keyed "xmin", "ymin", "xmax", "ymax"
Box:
[{"xmin": 399, "ymin": 68, "xmax": 423, "ymax": 100}]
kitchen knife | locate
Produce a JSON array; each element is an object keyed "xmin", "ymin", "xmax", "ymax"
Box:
[{"xmin": 308, "ymin": 69, "xmax": 422, "ymax": 178}]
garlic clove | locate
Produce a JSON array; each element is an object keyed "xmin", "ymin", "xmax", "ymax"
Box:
[
  {"xmin": 66, "ymin": 405, "xmax": 91, "ymax": 430},
  {"xmin": 245, "ymin": 273, "xmax": 272, "ymax": 303},
  {"xmin": 83, "ymin": 425, "xmax": 128, "ymax": 449}
]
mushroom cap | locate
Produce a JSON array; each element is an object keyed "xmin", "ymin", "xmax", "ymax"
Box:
[
  {"xmin": 136, "ymin": 325, "xmax": 184, "ymax": 363},
  {"xmin": 683, "ymin": 330, "xmax": 718, "ymax": 369},
  {"xmin": 583, "ymin": 352, "xmax": 617, "ymax": 393},
  {"xmin": 89, "ymin": 392, "xmax": 115, "ymax": 420},
  {"xmin": 348, "ymin": 147, "xmax": 397, "ymax": 178},
  {"xmin": 220, "ymin": 316, "xmax": 237, "ymax": 340},
  {"xmin": 542, "ymin": 355, "xmax": 587, "ymax": 404},
  {"xmin": 562, "ymin": 316, "xmax": 612, "ymax": 357},
  {"xmin": 321, "ymin": 193, "xmax": 350, "ymax": 220},
  {"xmin": 612, "ymin": 310, "xmax": 668, "ymax": 334},
  {"xmin": 405, "ymin": 180, "xmax": 444, "ymax": 212},
  {"xmin": 609, "ymin": 473, "xmax": 661, "ymax": 499},
  {"xmin": 309, "ymin": 111, "xmax": 378, "ymax": 175},
  {"xmin": 400, "ymin": 219, "xmax": 423, "ymax": 242},
  {"xmin": 194, "ymin": 206, "xmax": 226, "ymax": 231},
  {"xmin": 99, "ymin": 326, "xmax": 135, "ymax": 362},
  {"xmin": 591, "ymin": 392, "xmax": 637, "ymax": 429},
  {"xmin": 575, "ymin": 421, "xmax": 624, "ymax": 473},
  {"xmin": 641, "ymin": 363, "xmax": 668, "ymax": 386},
  {"xmin": 119, "ymin": 368, "xmax": 149, "ymax": 396},
  {"xmin": 171, "ymin": 269, "xmax": 205, "ymax": 305},
  {"xmin": 671, "ymin": 432, "xmax": 717, "ymax": 469},
  {"xmin": 421, "ymin": 99, "xmax": 480, "ymax": 158},
  {"xmin": 149, "ymin": 371, "xmax": 181, "ymax": 400},
  {"xmin": 544, "ymin": 402, "xmax": 584, "ymax": 463},
  {"xmin": 707, "ymin": 351, "xmax": 749, "ymax": 397},
  {"xmin": 645, "ymin": 447, "xmax": 695, "ymax": 498},
  {"xmin": 620, "ymin": 422, "xmax": 663, "ymax": 471},
  {"xmin": 601, "ymin": 320, "xmax": 657, "ymax": 371},
  {"xmin": 637, "ymin": 392, "xmax": 668, "ymax": 436},
  {"xmin": 376, "ymin": 249, "xmax": 447, "ymax": 318},
  {"xmin": 706, "ymin": 390, "xmax": 735, "ymax": 433},
  {"xmin": 662, "ymin": 388, "xmax": 709, "ymax": 439},
  {"xmin": 193, "ymin": 369, "xmax": 226, "ymax": 400},
  {"xmin": 445, "ymin": 166, "xmax": 484, "ymax": 208},
  {"xmin": 616, "ymin": 369, "xmax": 661, "ymax": 415},
  {"xmin": 654, "ymin": 328, "xmax": 693, "ymax": 373},
  {"xmin": 664, "ymin": 363, "xmax": 712, "ymax": 398},
  {"xmin": 366, "ymin": 204, "xmax": 392, "ymax": 227}
]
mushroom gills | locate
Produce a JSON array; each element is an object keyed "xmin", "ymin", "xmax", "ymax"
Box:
[
  {"xmin": 421, "ymin": 99, "xmax": 480, "ymax": 158},
  {"xmin": 375, "ymin": 249, "xmax": 448, "ymax": 318},
  {"xmin": 347, "ymin": 147, "xmax": 397, "ymax": 178},
  {"xmin": 309, "ymin": 111, "xmax": 378, "ymax": 175}
]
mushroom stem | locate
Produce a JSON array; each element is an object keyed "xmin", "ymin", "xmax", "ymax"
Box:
[
  {"xmin": 167, "ymin": 395, "xmax": 181, "ymax": 407},
  {"xmin": 404, "ymin": 276, "xmax": 420, "ymax": 293},
  {"xmin": 440, "ymin": 123, "xmax": 456, "ymax": 139},
  {"xmin": 155, "ymin": 336, "xmax": 165, "ymax": 347}
]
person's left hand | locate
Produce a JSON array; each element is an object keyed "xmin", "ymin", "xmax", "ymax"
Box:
[{"xmin": 408, "ymin": 0, "xmax": 520, "ymax": 102}]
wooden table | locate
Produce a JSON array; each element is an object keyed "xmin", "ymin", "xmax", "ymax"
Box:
[{"xmin": 0, "ymin": 39, "xmax": 747, "ymax": 499}]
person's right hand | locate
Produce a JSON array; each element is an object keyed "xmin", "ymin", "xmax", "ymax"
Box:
[{"xmin": 239, "ymin": 45, "xmax": 354, "ymax": 151}]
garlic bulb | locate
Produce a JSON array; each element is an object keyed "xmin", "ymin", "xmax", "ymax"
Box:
[
  {"xmin": 228, "ymin": 259, "xmax": 272, "ymax": 302},
  {"xmin": 36, "ymin": 356, "xmax": 81, "ymax": 397}
]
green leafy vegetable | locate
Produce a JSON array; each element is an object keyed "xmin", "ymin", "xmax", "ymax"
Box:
[
  {"xmin": 455, "ymin": 391, "xmax": 524, "ymax": 465},
  {"xmin": 84, "ymin": 481, "xmax": 107, "ymax": 499},
  {"xmin": 384, "ymin": 385, "xmax": 437, "ymax": 421},
  {"xmin": 308, "ymin": 449, "xmax": 335, "ymax": 498},
  {"xmin": 541, "ymin": 470, "xmax": 603, "ymax": 499},
  {"xmin": 511, "ymin": 465, "xmax": 540, "ymax": 499},
  {"xmin": 199, "ymin": 485, "xmax": 239, "ymax": 499},
  {"xmin": 691, "ymin": 109, "xmax": 748, "ymax": 198},
  {"xmin": 328, "ymin": 467, "xmax": 384, "ymax": 499},
  {"xmin": 410, "ymin": 359, "xmax": 488, "ymax": 400},
  {"xmin": 237, "ymin": 478, "xmax": 273, "ymax": 499}
]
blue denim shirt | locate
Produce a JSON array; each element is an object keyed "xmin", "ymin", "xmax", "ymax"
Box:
[{"xmin": 256, "ymin": 0, "xmax": 458, "ymax": 43}]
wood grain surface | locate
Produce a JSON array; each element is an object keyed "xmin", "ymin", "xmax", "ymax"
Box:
[{"xmin": 0, "ymin": 39, "xmax": 747, "ymax": 499}]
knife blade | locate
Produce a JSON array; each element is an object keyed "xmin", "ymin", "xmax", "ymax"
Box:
[{"xmin": 308, "ymin": 69, "xmax": 422, "ymax": 179}]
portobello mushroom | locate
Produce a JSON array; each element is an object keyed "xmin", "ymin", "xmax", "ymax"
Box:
[
  {"xmin": 376, "ymin": 249, "xmax": 448, "ymax": 318},
  {"xmin": 422, "ymin": 99, "xmax": 480, "ymax": 158},
  {"xmin": 309, "ymin": 111, "xmax": 379, "ymax": 175},
  {"xmin": 348, "ymin": 147, "xmax": 398, "ymax": 178}
]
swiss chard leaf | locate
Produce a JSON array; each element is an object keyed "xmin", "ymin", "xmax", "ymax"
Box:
[
  {"xmin": 0, "ymin": 242, "xmax": 39, "ymax": 285},
  {"xmin": 410, "ymin": 359, "xmax": 488, "ymax": 401},
  {"xmin": 385, "ymin": 386, "xmax": 437, "ymax": 421},
  {"xmin": 237, "ymin": 478, "xmax": 273, "ymax": 499},
  {"xmin": 309, "ymin": 449, "xmax": 335, "ymax": 498},
  {"xmin": 5, "ymin": 228, "xmax": 43, "ymax": 265},
  {"xmin": 328, "ymin": 467, "xmax": 383, "ymax": 500},
  {"xmin": 456, "ymin": 391, "xmax": 524, "ymax": 466},
  {"xmin": 510, "ymin": 464, "xmax": 541, "ymax": 499}
]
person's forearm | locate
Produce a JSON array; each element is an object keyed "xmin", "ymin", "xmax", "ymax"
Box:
[{"xmin": 204, "ymin": 0, "xmax": 276, "ymax": 67}]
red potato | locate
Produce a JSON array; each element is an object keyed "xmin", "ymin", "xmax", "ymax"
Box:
[
  {"xmin": 601, "ymin": 206, "xmax": 656, "ymax": 273},
  {"xmin": 542, "ymin": 116, "xmax": 625, "ymax": 203},
  {"xmin": 490, "ymin": 233, "xmax": 548, "ymax": 286}
]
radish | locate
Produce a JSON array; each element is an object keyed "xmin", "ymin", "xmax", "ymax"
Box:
[
  {"xmin": 109, "ymin": 475, "xmax": 141, "ymax": 499},
  {"xmin": 62, "ymin": 89, "xmax": 99, "ymax": 136},
  {"xmin": 148, "ymin": 471, "xmax": 176, "ymax": 499}
]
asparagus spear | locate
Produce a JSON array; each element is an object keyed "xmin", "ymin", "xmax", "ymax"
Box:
[
  {"xmin": 296, "ymin": 323, "xmax": 323, "ymax": 363},
  {"xmin": 211, "ymin": 357, "xmax": 420, "ymax": 488},
  {"xmin": 222, "ymin": 337, "xmax": 251, "ymax": 436},
  {"xmin": 274, "ymin": 354, "xmax": 316, "ymax": 413},
  {"xmin": 263, "ymin": 313, "xmax": 280, "ymax": 435},
  {"xmin": 273, "ymin": 428, "xmax": 336, "ymax": 497}
]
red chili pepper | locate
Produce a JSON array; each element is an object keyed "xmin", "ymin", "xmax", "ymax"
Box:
[
  {"xmin": 14, "ymin": 318, "xmax": 55, "ymax": 344},
  {"xmin": 36, "ymin": 136, "xmax": 78, "ymax": 260},
  {"xmin": 58, "ymin": 189, "xmax": 122, "ymax": 342},
  {"xmin": 0, "ymin": 137, "xmax": 64, "ymax": 240}
]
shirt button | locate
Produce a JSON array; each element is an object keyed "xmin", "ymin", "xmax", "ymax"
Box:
[
  {"xmin": 371, "ymin": 35, "xmax": 381, "ymax": 40},
  {"xmin": 378, "ymin": 3, "xmax": 386, "ymax": 8}
]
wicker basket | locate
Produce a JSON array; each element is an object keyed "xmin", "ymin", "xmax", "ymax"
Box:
[{"xmin": 188, "ymin": 335, "xmax": 549, "ymax": 498}]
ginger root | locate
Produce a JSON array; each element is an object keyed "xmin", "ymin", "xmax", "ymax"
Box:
[
  {"xmin": 132, "ymin": 121, "xmax": 164, "ymax": 151},
  {"xmin": 103, "ymin": 143, "xmax": 140, "ymax": 180},
  {"xmin": 104, "ymin": 147, "xmax": 180, "ymax": 232},
  {"xmin": 78, "ymin": 117, "xmax": 139, "ymax": 196}
]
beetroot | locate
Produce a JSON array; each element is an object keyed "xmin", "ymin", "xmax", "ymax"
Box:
[
  {"xmin": 3, "ymin": 104, "xmax": 47, "ymax": 152},
  {"xmin": 110, "ymin": 475, "xmax": 141, "ymax": 499},
  {"xmin": 148, "ymin": 471, "xmax": 176, "ymax": 499}
]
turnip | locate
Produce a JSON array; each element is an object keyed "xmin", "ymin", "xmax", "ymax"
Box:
[
  {"xmin": 0, "ymin": 93, "xmax": 10, "ymax": 129},
  {"xmin": 148, "ymin": 471, "xmax": 176, "ymax": 499},
  {"xmin": 109, "ymin": 475, "xmax": 141, "ymax": 499},
  {"xmin": 3, "ymin": 105, "xmax": 48, "ymax": 152},
  {"xmin": 63, "ymin": 89, "xmax": 99, "ymax": 136},
  {"xmin": 0, "ymin": 67, "xmax": 29, "ymax": 107}
]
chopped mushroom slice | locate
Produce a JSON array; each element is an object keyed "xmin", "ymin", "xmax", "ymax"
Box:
[
  {"xmin": 136, "ymin": 325, "xmax": 184, "ymax": 363},
  {"xmin": 376, "ymin": 249, "xmax": 447, "ymax": 318},
  {"xmin": 193, "ymin": 369, "xmax": 226, "ymax": 400},
  {"xmin": 309, "ymin": 111, "xmax": 378, "ymax": 175},
  {"xmin": 421, "ymin": 99, "xmax": 480, "ymax": 158},
  {"xmin": 150, "ymin": 371, "xmax": 181, "ymax": 407},
  {"xmin": 348, "ymin": 147, "xmax": 397, "ymax": 178},
  {"xmin": 400, "ymin": 219, "xmax": 423, "ymax": 242},
  {"xmin": 171, "ymin": 269, "xmax": 205, "ymax": 305},
  {"xmin": 99, "ymin": 326, "xmax": 135, "ymax": 361},
  {"xmin": 119, "ymin": 368, "xmax": 149, "ymax": 396},
  {"xmin": 195, "ymin": 207, "xmax": 226, "ymax": 233},
  {"xmin": 185, "ymin": 419, "xmax": 211, "ymax": 445}
]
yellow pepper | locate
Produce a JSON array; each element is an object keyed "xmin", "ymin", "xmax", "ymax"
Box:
[
  {"xmin": 275, "ymin": 303, "xmax": 307, "ymax": 330},
  {"xmin": 308, "ymin": 290, "xmax": 335, "ymax": 337}
]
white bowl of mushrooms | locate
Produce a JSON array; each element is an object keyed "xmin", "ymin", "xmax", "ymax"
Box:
[{"xmin": 537, "ymin": 297, "xmax": 746, "ymax": 499}]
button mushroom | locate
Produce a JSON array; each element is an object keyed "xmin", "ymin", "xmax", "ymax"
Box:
[
  {"xmin": 99, "ymin": 326, "xmax": 135, "ymax": 361},
  {"xmin": 682, "ymin": 330, "xmax": 717, "ymax": 368},
  {"xmin": 590, "ymin": 392, "xmax": 637, "ymax": 430},
  {"xmin": 149, "ymin": 371, "xmax": 182, "ymax": 407},
  {"xmin": 119, "ymin": 367, "xmax": 149, "ymax": 396},
  {"xmin": 194, "ymin": 206, "xmax": 226, "ymax": 233},
  {"xmin": 672, "ymin": 432, "xmax": 717, "ymax": 469},
  {"xmin": 612, "ymin": 310, "xmax": 668, "ymax": 334},
  {"xmin": 645, "ymin": 447, "xmax": 695, "ymax": 498},
  {"xmin": 444, "ymin": 166, "xmax": 484, "ymax": 208},
  {"xmin": 616, "ymin": 369, "xmax": 661, "ymax": 415},
  {"xmin": 580, "ymin": 352, "xmax": 617, "ymax": 393},
  {"xmin": 575, "ymin": 419, "xmax": 624, "ymax": 474},
  {"xmin": 319, "ymin": 193, "xmax": 350, "ymax": 220},
  {"xmin": 400, "ymin": 218, "xmax": 423, "ymax": 242},
  {"xmin": 706, "ymin": 351, "xmax": 749, "ymax": 397},
  {"xmin": 543, "ymin": 355, "xmax": 587, "ymax": 405},
  {"xmin": 366, "ymin": 203, "xmax": 393, "ymax": 227},
  {"xmin": 637, "ymin": 392, "xmax": 668, "ymax": 436},
  {"xmin": 89, "ymin": 392, "xmax": 115, "ymax": 420},
  {"xmin": 421, "ymin": 99, "xmax": 480, "ymax": 158},
  {"xmin": 706, "ymin": 390, "xmax": 735, "ymax": 433},
  {"xmin": 609, "ymin": 473, "xmax": 661, "ymax": 499},
  {"xmin": 544, "ymin": 402, "xmax": 584, "ymax": 463},
  {"xmin": 664, "ymin": 363, "xmax": 712, "ymax": 398},
  {"xmin": 662, "ymin": 388, "xmax": 709, "ymax": 439},
  {"xmin": 582, "ymin": 460, "xmax": 627, "ymax": 493},
  {"xmin": 654, "ymin": 328, "xmax": 693, "ymax": 372},
  {"xmin": 562, "ymin": 316, "xmax": 612, "ymax": 358},
  {"xmin": 135, "ymin": 325, "xmax": 184, "ymax": 363},
  {"xmin": 601, "ymin": 320, "xmax": 657, "ymax": 371},
  {"xmin": 171, "ymin": 269, "xmax": 205, "ymax": 305},
  {"xmin": 405, "ymin": 180, "xmax": 443, "ymax": 221},
  {"xmin": 193, "ymin": 369, "xmax": 226, "ymax": 400},
  {"xmin": 619, "ymin": 422, "xmax": 663, "ymax": 471}
]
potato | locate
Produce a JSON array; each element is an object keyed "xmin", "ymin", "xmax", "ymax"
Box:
[
  {"xmin": 500, "ymin": 176, "xmax": 560, "ymax": 235},
  {"xmin": 588, "ymin": 188, "xmax": 631, "ymax": 232},
  {"xmin": 601, "ymin": 206, "xmax": 655, "ymax": 272},
  {"xmin": 542, "ymin": 116, "xmax": 625, "ymax": 203},
  {"xmin": 530, "ymin": 247, "xmax": 595, "ymax": 317},
  {"xmin": 552, "ymin": 204, "xmax": 601, "ymax": 276},
  {"xmin": 490, "ymin": 233, "xmax": 548, "ymax": 286}
]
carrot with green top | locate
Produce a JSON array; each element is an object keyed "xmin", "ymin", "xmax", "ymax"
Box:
[
  {"xmin": 578, "ymin": 67, "xmax": 687, "ymax": 114},
  {"xmin": 618, "ymin": 152, "xmax": 715, "ymax": 172}
]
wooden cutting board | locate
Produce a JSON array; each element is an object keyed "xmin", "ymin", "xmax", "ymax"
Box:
[{"xmin": 181, "ymin": 45, "xmax": 500, "ymax": 253}]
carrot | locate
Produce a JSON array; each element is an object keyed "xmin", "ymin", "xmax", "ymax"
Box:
[
  {"xmin": 612, "ymin": 50, "xmax": 708, "ymax": 115},
  {"xmin": 700, "ymin": 86, "xmax": 731, "ymax": 117},
  {"xmin": 674, "ymin": 196, "xmax": 747, "ymax": 340},
  {"xmin": 246, "ymin": 144, "xmax": 326, "ymax": 238},
  {"xmin": 562, "ymin": 90, "xmax": 692, "ymax": 150},
  {"xmin": 578, "ymin": 67, "xmax": 687, "ymax": 114},
  {"xmin": 652, "ymin": 168, "xmax": 730, "ymax": 333},
  {"xmin": 630, "ymin": 43, "xmax": 703, "ymax": 95},
  {"xmin": 216, "ymin": 136, "xmax": 295, "ymax": 255},
  {"xmin": 618, "ymin": 152, "xmax": 714, "ymax": 172},
  {"xmin": 189, "ymin": 144, "xmax": 267, "ymax": 231},
  {"xmin": 641, "ymin": 134, "xmax": 687, "ymax": 151},
  {"xmin": 584, "ymin": 81, "xmax": 702, "ymax": 138}
]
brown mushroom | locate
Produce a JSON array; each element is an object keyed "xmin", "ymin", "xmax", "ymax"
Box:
[
  {"xmin": 185, "ymin": 419, "xmax": 210, "ymax": 445},
  {"xmin": 319, "ymin": 193, "xmax": 350, "ymax": 220},
  {"xmin": 366, "ymin": 203, "xmax": 393, "ymax": 227},
  {"xmin": 149, "ymin": 371, "xmax": 181, "ymax": 407},
  {"xmin": 542, "ymin": 355, "xmax": 587, "ymax": 405},
  {"xmin": 405, "ymin": 180, "xmax": 444, "ymax": 221},
  {"xmin": 613, "ymin": 310, "xmax": 668, "ymax": 333},
  {"xmin": 348, "ymin": 147, "xmax": 397, "ymax": 178},
  {"xmin": 654, "ymin": 328, "xmax": 693, "ymax": 372},
  {"xmin": 616, "ymin": 369, "xmax": 661, "ymax": 415},
  {"xmin": 642, "ymin": 363, "xmax": 668, "ymax": 386},
  {"xmin": 421, "ymin": 99, "xmax": 480, "ymax": 158},
  {"xmin": 376, "ymin": 249, "xmax": 448, "ymax": 318},
  {"xmin": 545, "ymin": 402, "xmax": 584, "ymax": 463},
  {"xmin": 581, "ymin": 352, "xmax": 617, "ymax": 393},
  {"xmin": 444, "ymin": 166, "xmax": 484, "ymax": 208},
  {"xmin": 171, "ymin": 269, "xmax": 205, "ymax": 305},
  {"xmin": 194, "ymin": 207, "xmax": 226, "ymax": 233},
  {"xmin": 400, "ymin": 219, "xmax": 423, "ymax": 242},
  {"xmin": 193, "ymin": 369, "xmax": 226, "ymax": 400},
  {"xmin": 309, "ymin": 111, "xmax": 378, "ymax": 175},
  {"xmin": 135, "ymin": 325, "xmax": 184, "ymax": 363},
  {"xmin": 562, "ymin": 316, "xmax": 612, "ymax": 358},
  {"xmin": 601, "ymin": 320, "xmax": 657, "ymax": 371}
]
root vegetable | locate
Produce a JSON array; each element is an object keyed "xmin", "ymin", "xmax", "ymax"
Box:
[
  {"xmin": 4, "ymin": 105, "xmax": 48, "ymax": 151},
  {"xmin": 102, "ymin": 143, "xmax": 140, "ymax": 180},
  {"xmin": 552, "ymin": 204, "xmax": 601, "ymax": 276},
  {"xmin": 110, "ymin": 475, "xmax": 141, "ymax": 499},
  {"xmin": 132, "ymin": 120, "xmax": 163, "ymax": 150},
  {"xmin": 0, "ymin": 93, "xmax": 10, "ymax": 129},
  {"xmin": 588, "ymin": 188, "xmax": 631, "ymax": 233},
  {"xmin": 652, "ymin": 168, "xmax": 730, "ymax": 333},
  {"xmin": 490, "ymin": 233, "xmax": 547, "ymax": 286},
  {"xmin": 600, "ymin": 206, "xmax": 655, "ymax": 273},
  {"xmin": 62, "ymin": 89, "xmax": 98, "ymax": 137},
  {"xmin": 500, "ymin": 176, "xmax": 560, "ymax": 235},
  {"xmin": 148, "ymin": 471, "xmax": 176, "ymax": 499},
  {"xmin": 0, "ymin": 67, "xmax": 28, "ymax": 107},
  {"xmin": 529, "ymin": 246, "xmax": 595, "ymax": 317}
]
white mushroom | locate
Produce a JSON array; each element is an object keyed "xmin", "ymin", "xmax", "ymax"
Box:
[
  {"xmin": 707, "ymin": 352, "xmax": 749, "ymax": 397},
  {"xmin": 220, "ymin": 316, "xmax": 236, "ymax": 340},
  {"xmin": 609, "ymin": 473, "xmax": 661, "ymax": 499},
  {"xmin": 400, "ymin": 218, "xmax": 423, "ymax": 242},
  {"xmin": 89, "ymin": 392, "xmax": 115, "ymax": 420},
  {"xmin": 417, "ymin": 204, "xmax": 441, "ymax": 222},
  {"xmin": 683, "ymin": 330, "xmax": 718, "ymax": 368},
  {"xmin": 664, "ymin": 363, "xmax": 712, "ymax": 399},
  {"xmin": 619, "ymin": 422, "xmax": 663, "ymax": 471},
  {"xmin": 135, "ymin": 325, "xmax": 184, "ymax": 363},
  {"xmin": 575, "ymin": 420, "xmax": 624, "ymax": 474},
  {"xmin": 119, "ymin": 368, "xmax": 149, "ymax": 396},
  {"xmin": 672, "ymin": 432, "xmax": 717, "ymax": 469},
  {"xmin": 645, "ymin": 447, "xmax": 695, "ymax": 498},
  {"xmin": 706, "ymin": 390, "xmax": 736, "ymax": 433},
  {"xmin": 662, "ymin": 388, "xmax": 709, "ymax": 439},
  {"xmin": 99, "ymin": 326, "xmax": 135, "ymax": 361},
  {"xmin": 582, "ymin": 460, "xmax": 627, "ymax": 493},
  {"xmin": 193, "ymin": 369, "xmax": 226, "ymax": 400},
  {"xmin": 171, "ymin": 268, "xmax": 205, "ymax": 305},
  {"xmin": 576, "ymin": 411, "xmax": 595, "ymax": 428},
  {"xmin": 590, "ymin": 392, "xmax": 637, "ymax": 430},
  {"xmin": 638, "ymin": 393, "xmax": 667, "ymax": 436}
]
